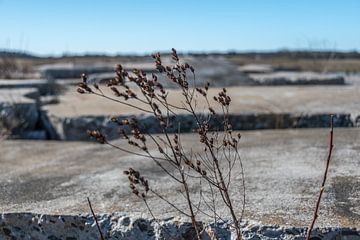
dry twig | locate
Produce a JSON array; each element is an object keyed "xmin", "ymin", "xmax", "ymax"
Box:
[
  {"xmin": 306, "ymin": 115, "xmax": 334, "ymax": 240},
  {"xmin": 87, "ymin": 197, "xmax": 105, "ymax": 240}
]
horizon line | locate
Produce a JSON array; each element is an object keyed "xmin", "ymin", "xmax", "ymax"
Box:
[{"xmin": 1, "ymin": 47, "xmax": 360, "ymax": 58}]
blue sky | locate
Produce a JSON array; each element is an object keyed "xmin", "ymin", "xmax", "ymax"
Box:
[{"xmin": 0, "ymin": 0, "xmax": 359, "ymax": 55}]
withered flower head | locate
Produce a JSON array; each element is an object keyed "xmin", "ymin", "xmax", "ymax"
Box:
[
  {"xmin": 81, "ymin": 73, "xmax": 87, "ymax": 83},
  {"xmin": 77, "ymin": 88, "xmax": 85, "ymax": 94},
  {"xmin": 115, "ymin": 64, "xmax": 123, "ymax": 72}
]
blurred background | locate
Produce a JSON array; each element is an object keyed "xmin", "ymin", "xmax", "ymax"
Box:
[{"xmin": 1, "ymin": 0, "xmax": 360, "ymax": 139}]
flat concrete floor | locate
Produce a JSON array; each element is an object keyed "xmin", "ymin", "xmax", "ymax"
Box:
[
  {"xmin": 44, "ymin": 85, "xmax": 360, "ymax": 117},
  {"xmin": 0, "ymin": 128, "xmax": 359, "ymax": 227}
]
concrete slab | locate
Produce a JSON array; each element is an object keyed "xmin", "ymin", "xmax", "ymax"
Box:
[
  {"xmin": 44, "ymin": 85, "xmax": 360, "ymax": 118},
  {"xmin": 249, "ymin": 71, "xmax": 344, "ymax": 85},
  {"xmin": 238, "ymin": 64, "xmax": 273, "ymax": 74},
  {"xmin": 0, "ymin": 128, "xmax": 359, "ymax": 227},
  {"xmin": 0, "ymin": 88, "xmax": 37, "ymax": 103},
  {"xmin": 0, "ymin": 88, "xmax": 42, "ymax": 139},
  {"xmin": 41, "ymin": 85, "xmax": 360, "ymax": 140}
]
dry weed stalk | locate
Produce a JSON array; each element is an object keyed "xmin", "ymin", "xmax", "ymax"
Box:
[
  {"xmin": 306, "ymin": 115, "xmax": 334, "ymax": 240},
  {"xmin": 87, "ymin": 197, "xmax": 105, "ymax": 240},
  {"xmin": 78, "ymin": 49, "xmax": 246, "ymax": 240}
]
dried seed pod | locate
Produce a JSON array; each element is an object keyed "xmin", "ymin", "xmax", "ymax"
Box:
[
  {"xmin": 171, "ymin": 48, "xmax": 179, "ymax": 61},
  {"xmin": 81, "ymin": 73, "xmax": 87, "ymax": 83},
  {"xmin": 115, "ymin": 64, "xmax": 123, "ymax": 72},
  {"xmin": 110, "ymin": 87, "xmax": 120, "ymax": 96},
  {"xmin": 189, "ymin": 66, "xmax": 194, "ymax": 73},
  {"xmin": 205, "ymin": 82, "xmax": 210, "ymax": 91},
  {"xmin": 77, "ymin": 88, "xmax": 85, "ymax": 94},
  {"xmin": 132, "ymin": 189, "xmax": 139, "ymax": 195},
  {"xmin": 158, "ymin": 146, "xmax": 164, "ymax": 153},
  {"xmin": 209, "ymin": 107, "xmax": 215, "ymax": 115}
]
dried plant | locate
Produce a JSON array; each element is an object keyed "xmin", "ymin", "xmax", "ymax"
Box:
[
  {"xmin": 306, "ymin": 115, "xmax": 334, "ymax": 240},
  {"xmin": 87, "ymin": 197, "xmax": 105, "ymax": 240},
  {"xmin": 78, "ymin": 49, "xmax": 246, "ymax": 240}
]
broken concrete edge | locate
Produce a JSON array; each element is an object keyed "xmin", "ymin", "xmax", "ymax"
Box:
[
  {"xmin": 0, "ymin": 213, "xmax": 359, "ymax": 240},
  {"xmin": 48, "ymin": 112, "xmax": 359, "ymax": 141},
  {"xmin": 0, "ymin": 101, "xmax": 58, "ymax": 140},
  {"xmin": 248, "ymin": 72, "xmax": 346, "ymax": 86},
  {"xmin": 1, "ymin": 86, "xmax": 359, "ymax": 141},
  {"xmin": 253, "ymin": 77, "xmax": 345, "ymax": 85},
  {"xmin": 2, "ymin": 102, "xmax": 359, "ymax": 140}
]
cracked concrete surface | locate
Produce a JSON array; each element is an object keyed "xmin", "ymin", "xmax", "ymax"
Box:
[{"xmin": 0, "ymin": 128, "xmax": 359, "ymax": 228}]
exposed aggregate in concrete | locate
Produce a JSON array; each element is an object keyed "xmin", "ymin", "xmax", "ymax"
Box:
[
  {"xmin": 49, "ymin": 113, "xmax": 356, "ymax": 141},
  {"xmin": 0, "ymin": 213, "xmax": 359, "ymax": 240}
]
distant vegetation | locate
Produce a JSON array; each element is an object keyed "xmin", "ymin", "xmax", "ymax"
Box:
[
  {"xmin": 1, "ymin": 49, "xmax": 360, "ymax": 59},
  {"xmin": 2, "ymin": 49, "xmax": 360, "ymax": 77}
]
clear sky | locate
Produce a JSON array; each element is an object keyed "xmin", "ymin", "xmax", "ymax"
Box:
[{"xmin": 0, "ymin": 0, "xmax": 359, "ymax": 55}]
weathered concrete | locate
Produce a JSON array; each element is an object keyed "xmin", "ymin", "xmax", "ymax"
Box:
[
  {"xmin": 0, "ymin": 88, "xmax": 42, "ymax": 139},
  {"xmin": 0, "ymin": 213, "xmax": 359, "ymax": 240},
  {"xmin": 43, "ymin": 85, "xmax": 360, "ymax": 140},
  {"xmin": 38, "ymin": 56, "xmax": 253, "ymax": 87},
  {"xmin": 44, "ymin": 85, "xmax": 360, "ymax": 118},
  {"xmin": 249, "ymin": 71, "xmax": 345, "ymax": 85},
  {"xmin": 49, "ymin": 113, "xmax": 354, "ymax": 141},
  {"xmin": 344, "ymin": 73, "xmax": 360, "ymax": 85},
  {"xmin": 238, "ymin": 64, "xmax": 273, "ymax": 74},
  {"xmin": 0, "ymin": 88, "xmax": 61, "ymax": 140},
  {"xmin": 0, "ymin": 128, "xmax": 359, "ymax": 228},
  {"xmin": 0, "ymin": 79, "xmax": 49, "ymax": 89}
]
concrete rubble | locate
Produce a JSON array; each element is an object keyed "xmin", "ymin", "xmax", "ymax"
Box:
[{"xmin": 1, "ymin": 213, "xmax": 359, "ymax": 240}]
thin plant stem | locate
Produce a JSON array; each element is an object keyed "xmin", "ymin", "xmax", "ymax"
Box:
[
  {"xmin": 87, "ymin": 197, "xmax": 105, "ymax": 240},
  {"xmin": 306, "ymin": 115, "xmax": 334, "ymax": 240}
]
